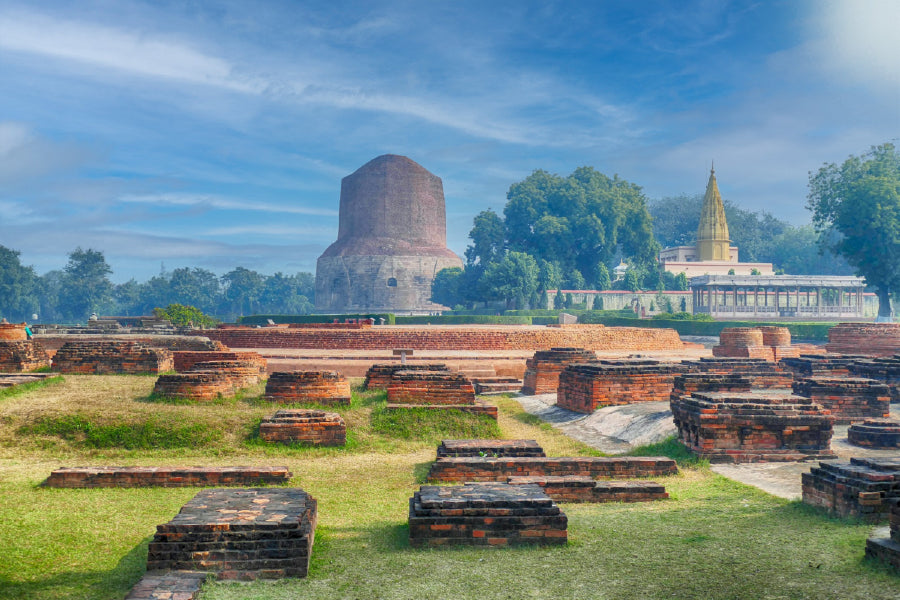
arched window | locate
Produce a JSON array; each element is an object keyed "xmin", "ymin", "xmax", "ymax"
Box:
[{"xmin": 387, "ymin": 277, "xmax": 397, "ymax": 287}]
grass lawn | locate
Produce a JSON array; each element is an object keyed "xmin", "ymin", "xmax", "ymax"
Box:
[{"xmin": 0, "ymin": 375, "xmax": 897, "ymax": 599}]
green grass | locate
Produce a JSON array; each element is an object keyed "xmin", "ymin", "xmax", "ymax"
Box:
[
  {"xmin": 0, "ymin": 375, "xmax": 63, "ymax": 401},
  {"xmin": 0, "ymin": 376, "xmax": 898, "ymax": 599},
  {"xmin": 625, "ymin": 434, "xmax": 709, "ymax": 468},
  {"xmin": 370, "ymin": 404, "xmax": 501, "ymax": 442},
  {"xmin": 19, "ymin": 414, "xmax": 220, "ymax": 449}
]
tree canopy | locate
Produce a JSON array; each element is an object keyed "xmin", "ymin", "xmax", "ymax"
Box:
[{"xmin": 808, "ymin": 143, "xmax": 900, "ymax": 318}]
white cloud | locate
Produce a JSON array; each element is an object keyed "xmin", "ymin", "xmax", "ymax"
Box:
[
  {"xmin": 119, "ymin": 193, "xmax": 338, "ymax": 217},
  {"xmin": 0, "ymin": 121, "xmax": 91, "ymax": 185},
  {"xmin": 202, "ymin": 225, "xmax": 335, "ymax": 237}
]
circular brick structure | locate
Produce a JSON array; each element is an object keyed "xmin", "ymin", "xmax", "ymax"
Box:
[
  {"xmin": 847, "ymin": 418, "xmax": 900, "ymax": 449},
  {"xmin": 757, "ymin": 326, "xmax": 791, "ymax": 348},
  {"xmin": 315, "ymin": 154, "xmax": 463, "ymax": 313},
  {"xmin": 718, "ymin": 328, "xmax": 764, "ymax": 348},
  {"xmin": 0, "ymin": 323, "xmax": 27, "ymax": 341},
  {"xmin": 264, "ymin": 371, "xmax": 351, "ymax": 406}
]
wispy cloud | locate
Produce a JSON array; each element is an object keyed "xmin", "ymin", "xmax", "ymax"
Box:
[{"xmin": 119, "ymin": 193, "xmax": 338, "ymax": 217}]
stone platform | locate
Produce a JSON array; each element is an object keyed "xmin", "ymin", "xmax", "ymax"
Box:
[
  {"xmin": 258, "ymin": 410, "xmax": 346, "ymax": 446},
  {"xmin": 41, "ymin": 466, "xmax": 292, "ymax": 488},
  {"xmin": 801, "ymin": 457, "xmax": 900, "ymax": 521},
  {"xmin": 866, "ymin": 503, "xmax": 900, "ymax": 569},
  {"xmin": 125, "ymin": 570, "xmax": 208, "ymax": 600},
  {"xmin": 792, "ymin": 377, "xmax": 891, "ymax": 424},
  {"xmin": 147, "ymin": 487, "xmax": 316, "ymax": 579},
  {"xmin": 556, "ymin": 359, "xmax": 689, "ymax": 413},
  {"xmin": 408, "ymin": 482, "xmax": 567, "ymax": 547},
  {"xmin": 427, "ymin": 456, "xmax": 677, "ymax": 482},
  {"xmin": 507, "ymin": 476, "xmax": 668, "ymax": 503},
  {"xmin": 263, "ymin": 371, "xmax": 351, "ymax": 406},
  {"xmin": 436, "ymin": 439, "xmax": 545, "ymax": 458},
  {"xmin": 848, "ymin": 419, "xmax": 900, "ymax": 449}
]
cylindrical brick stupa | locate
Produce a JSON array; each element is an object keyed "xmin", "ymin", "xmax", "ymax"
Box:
[{"xmin": 315, "ymin": 155, "xmax": 463, "ymax": 313}]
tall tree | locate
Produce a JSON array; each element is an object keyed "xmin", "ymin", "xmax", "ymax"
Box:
[
  {"xmin": 221, "ymin": 267, "xmax": 264, "ymax": 317},
  {"xmin": 169, "ymin": 267, "xmax": 221, "ymax": 313},
  {"xmin": 478, "ymin": 251, "xmax": 540, "ymax": 309},
  {"xmin": 431, "ymin": 267, "xmax": 466, "ymax": 308},
  {"xmin": 0, "ymin": 245, "xmax": 38, "ymax": 321},
  {"xmin": 808, "ymin": 143, "xmax": 900, "ymax": 318},
  {"xmin": 258, "ymin": 272, "xmax": 314, "ymax": 314},
  {"xmin": 58, "ymin": 247, "xmax": 114, "ymax": 320}
]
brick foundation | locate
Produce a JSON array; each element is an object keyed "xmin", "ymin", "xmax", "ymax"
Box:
[
  {"xmin": 52, "ymin": 341, "xmax": 174, "ymax": 374},
  {"xmin": 382, "ymin": 402, "xmax": 498, "ymax": 420},
  {"xmin": 850, "ymin": 355, "xmax": 900, "ymax": 402},
  {"xmin": 436, "ymin": 439, "xmax": 545, "ymax": 458},
  {"xmin": 258, "ymin": 410, "xmax": 346, "ymax": 446},
  {"xmin": 147, "ymin": 487, "xmax": 316, "ymax": 579},
  {"xmin": 174, "ymin": 351, "xmax": 266, "ymax": 376},
  {"xmin": 387, "ymin": 370, "xmax": 476, "ymax": 405},
  {"xmin": 801, "ymin": 457, "xmax": 900, "ymax": 521},
  {"xmin": 671, "ymin": 373, "xmax": 754, "ymax": 401},
  {"xmin": 408, "ymin": 482, "xmax": 567, "ymax": 547},
  {"xmin": 826, "ymin": 323, "xmax": 900, "ymax": 356},
  {"xmin": 264, "ymin": 371, "xmax": 351, "ymax": 406},
  {"xmin": 690, "ymin": 357, "xmax": 794, "ymax": 389},
  {"xmin": 521, "ymin": 347, "xmax": 598, "ymax": 395},
  {"xmin": 41, "ymin": 466, "xmax": 292, "ymax": 488},
  {"xmin": 364, "ymin": 363, "xmax": 451, "ymax": 390},
  {"xmin": 0, "ymin": 340, "xmax": 50, "ymax": 372},
  {"xmin": 153, "ymin": 360, "xmax": 261, "ymax": 401},
  {"xmin": 427, "ymin": 456, "xmax": 677, "ymax": 482},
  {"xmin": 791, "ymin": 377, "xmax": 891, "ymax": 423},
  {"xmin": 125, "ymin": 570, "xmax": 208, "ymax": 600},
  {"xmin": 507, "ymin": 476, "xmax": 668, "ymax": 503},
  {"xmin": 0, "ymin": 322, "xmax": 27, "ymax": 341},
  {"xmin": 866, "ymin": 502, "xmax": 900, "ymax": 569},
  {"xmin": 671, "ymin": 391, "xmax": 835, "ymax": 463},
  {"xmin": 556, "ymin": 359, "xmax": 690, "ymax": 413},
  {"xmin": 848, "ymin": 419, "xmax": 900, "ymax": 449},
  {"xmin": 779, "ymin": 354, "xmax": 867, "ymax": 378}
]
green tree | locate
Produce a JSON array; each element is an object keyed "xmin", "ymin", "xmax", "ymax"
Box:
[
  {"xmin": 479, "ymin": 252, "xmax": 539, "ymax": 309},
  {"xmin": 554, "ymin": 288, "xmax": 564, "ymax": 309},
  {"xmin": 113, "ymin": 279, "xmax": 143, "ymax": 316},
  {"xmin": 221, "ymin": 267, "xmax": 264, "ymax": 317},
  {"xmin": 36, "ymin": 270, "xmax": 64, "ymax": 322},
  {"xmin": 0, "ymin": 245, "xmax": 38, "ymax": 321},
  {"xmin": 593, "ymin": 263, "xmax": 611, "ymax": 290},
  {"xmin": 259, "ymin": 272, "xmax": 314, "ymax": 314},
  {"xmin": 431, "ymin": 267, "xmax": 466, "ymax": 308},
  {"xmin": 808, "ymin": 143, "xmax": 900, "ymax": 318},
  {"xmin": 169, "ymin": 267, "xmax": 221, "ymax": 313},
  {"xmin": 153, "ymin": 303, "xmax": 219, "ymax": 328},
  {"xmin": 464, "ymin": 209, "xmax": 506, "ymax": 269},
  {"xmin": 623, "ymin": 268, "xmax": 641, "ymax": 292},
  {"xmin": 58, "ymin": 248, "xmax": 114, "ymax": 320}
]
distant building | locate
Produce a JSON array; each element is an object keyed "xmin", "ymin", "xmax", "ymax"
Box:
[{"xmin": 659, "ymin": 166, "xmax": 773, "ymax": 277}]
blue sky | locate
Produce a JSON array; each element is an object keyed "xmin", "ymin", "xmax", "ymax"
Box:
[{"xmin": 0, "ymin": 0, "xmax": 897, "ymax": 282}]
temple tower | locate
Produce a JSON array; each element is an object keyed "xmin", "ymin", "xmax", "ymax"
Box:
[
  {"xmin": 315, "ymin": 155, "xmax": 464, "ymax": 314},
  {"xmin": 696, "ymin": 165, "xmax": 731, "ymax": 261}
]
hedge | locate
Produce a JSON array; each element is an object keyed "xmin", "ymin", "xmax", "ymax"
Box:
[
  {"xmin": 395, "ymin": 315, "xmax": 533, "ymax": 325},
  {"xmin": 577, "ymin": 313, "xmax": 834, "ymax": 341},
  {"xmin": 239, "ymin": 313, "xmax": 396, "ymax": 325}
]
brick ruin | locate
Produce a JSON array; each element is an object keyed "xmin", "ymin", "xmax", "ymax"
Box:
[
  {"xmin": 258, "ymin": 409, "xmax": 346, "ymax": 446},
  {"xmin": 0, "ymin": 372, "xmax": 56, "ymax": 389},
  {"xmin": 802, "ymin": 457, "xmax": 900, "ymax": 521},
  {"xmin": 791, "ymin": 377, "xmax": 891, "ymax": 423},
  {"xmin": 408, "ymin": 482, "xmax": 567, "ymax": 547},
  {"xmin": 364, "ymin": 363, "xmax": 451, "ymax": 390},
  {"xmin": 866, "ymin": 501, "xmax": 900, "ymax": 569},
  {"xmin": 125, "ymin": 570, "xmax": 207, "ymax": 600},
  {"xmin": 507, "ymin": 476, "xmax": 668, "ymax": 504},
  {"xmin": 41, "ymin": 466, "xmax": 292, "ymax": 488},
  {"xmin": 0, "ymin": 322, "xmax": 27, "ymax": 341},
  {"xmin": 153, "ymin": 360, "xmax": 261, "ymax": 401},
  {"xmin": 671, "ymin": 390, "xmax": 835, "ymax": 463},
  {"xmin": 436, "ymin": 439, "xmax": 546, "ymax": 458},
  {"xmin": 387, "ymin": 370, "xmax": 476, "ymax": 405},
  {"xmin": 174, "ymin": 350, "xmax": 266, "ymax": 376},
  {"xmin": 826, "ymin": 322, "xmax": 900, "ymax": 356},
  {"xmin": 427, "ymin": 456, "xmax": 678, "ymax": 483},
  {"xmin": 556, "ymin": 359, "xmax": 689, "ymax": 413},
  {"xmin": 147, "ymin": 487, "xmax": 317, "ymax": 579},
  {"xmin": 712, "ymin": 327, "xmax": 776, "ymax": 360},
  {"xmin": 52, "ymin": 340, "xmax": 174, "ymax": 374},
  {"xmin": 848, "ymin": 419, "xmax": 900, "ymax": 449},
  {"xmin": 779, "ymin": 354, "xmax": 866, "ymax": 378},
  {"xmin": 264, "ymin": 371, "xmax": 351, "ymax": 406},
  {"xmin": 0, "ymin": 340, "xmax": 50, "ymax": 372},
  {"xmin": 850, "ymin": 355, "xmax": 900, "ymax": 402},
  {"xmin": 521, "ymin": 347, "xmax": 598, "ymax": 395},
  {"xmin": 692, "ymin": 357, "xmax": 793, "ymax": 389}
]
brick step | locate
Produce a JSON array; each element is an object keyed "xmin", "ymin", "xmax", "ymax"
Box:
[
  {"xmin": 865, "ymin": 532, "xmax": 900, "ymax": 569},
  {"xmin": 507, "ymin": 476, "xmax": 668, "ymax": 503},
  {"xmin": 458, "ymin": 369, "xmax": 498, "ymax": 378},
  {"xmin": 42, "ymin": 466, "xmax": 292, "ymax": 488},
  {"xmin": 474, "ymin": 380, "xmax": 523, "ymax": 395},
  {"xmin": 125, "ymin": 570, "xmax": 208, "ymax": 600},
  {"xmin": 427, "ymin": 456, "xmax": 678, "ymax": 482},
  {"xmin": 436, "ymin": 439, "xmax": 545, "ymax": 458}
]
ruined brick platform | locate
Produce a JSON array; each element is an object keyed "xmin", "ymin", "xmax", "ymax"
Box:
[
  {"xmin": 264, "ymin": 371, "xmax": 351, "ymax": 406},
  {"xmin": 0, "ymin": 322, "xmax": 27, "ymax": 341},
  {"xmin": 408, "ymin": 482, "xmax": 567, "ymax": 547},
  {"xmin": 125, "ymin": 570, "xmax": 208, "ymax": 600},
  {"xmin": 671, "ymin": 373, "xmax": 754, "ymax": 401},
  {"xmin": 780, "ymin": 354, "xmax": 867, "ymax": 378},
  {"xmin": 792, "ymin": 377, "xmax": 891, "ymax": 424},
  {"xmin": 0, "ymin": 372, "xmax": 56, "ymax": 389},
  {"xmin": 147, "ymin": 487, "xmax": 316, "ymax": 579},
  {"xmin": 42, "ymin": 466, "xmax": 291, "ymax": 488},
  {"xmin": 387, "ymin": 370, "xmax": 476, "ymax": 405},
  {"xmin": 427, "ymin": 456, "xmax": 677, "ymax": 482},
  {"xmin": 866, "ymin": 502, "xmax": 900, "ymax": 569},
  {"xmin": 802, "ymin": 457, "xmax": 900, "ymax": 521},
  {"xmin": 153, "ymin": 360, "xmax": 261, "ymax": 401},
  {"xmin": 671, "ymin": 391, "xmax": 835, "ymax": 463},
  {"xmin": 364, "ymin": 363, "xmax": 451, "ymax": 390},
  {"xmin": 556, "ymin": 359, "xmax": 689, "ymax": 413},
  {"xmin": 848, "ymin": 419, "xmax": 900, "ymax": 449},
  {"xmin": 0, "ymin": 340, "xmax": 50, "ymax": 372},
  {"xmin": 174, "ymin": 351, "xmax": 267, "ymax": 376},
  {"xmin": 382, "ymin": 402, "xmax": 498, "ymax": 420},
  {"xmin": 712, "ymin": 327, "xmax": 774, "ymax": 360},
  {"xmin": 258, "ymin": 410, "xmax": 346, "ymax": 446},
  {"xmin": 521, "ymin": 347, "xmax": 598, "ymax": 395},
  {"xmin": 826, "ymin": 323, "xmax": 900, "ymax": 357},
  {"xmin": 436, "ymin": 439, "xmax": 545, "ymax": 458},
  {"xmin": 52, "ymin": 340, "xmax": 174, "ymax": 374},
  {"xmin": 689, "ymin": 357, "xmax": 793, "ymax": 389},
  {"xmin": 507, "ymin": 476, "xmax": 668, "ymax": 503},
  {"xmin": 850, "ymin": 355, "xmax": 900, "ymax": 403}
]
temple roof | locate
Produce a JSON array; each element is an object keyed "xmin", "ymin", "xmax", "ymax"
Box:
[{"xmin": 697, "ymin": 166, "xmax": 730, "ymax": 243}]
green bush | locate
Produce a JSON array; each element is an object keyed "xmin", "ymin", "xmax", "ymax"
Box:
[
  {"xmin": 395, "ymin": 315, "xmax": 532, "ymax": 325},
  {"xmin": 153, "ymin": 304, "xmax": 219, "ymax": 328}
]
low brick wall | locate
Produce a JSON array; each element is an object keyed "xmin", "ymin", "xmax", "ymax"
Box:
[
  {"xmin": 174, "ymin": 351, "xmax": 266, "ymax": 375},
  {"xmin": 850, "ymin": 355, "xmax": 900, "ymax": 402},
  {"xmin": 190, "ymin": 325, "xmax": 684, "ymax": 352},
  {"xmin": 521, "ymin": 347, "xmax": 597, "ymax": 395},
  {"xmin": 802, "ymin": 457, "xmax": 900, "ymax": 522},
  {"xmin": 436, "ymin": 439, "xmax": 545, "ymax": 458},
  {"xmin": 671, "ymin": 373, "xmax": 754, "ymax": 401},
  {"xmin": 556, "ymin": 359, "xmax": 690, "ymax": 413},
  {"xmin": 427, "ymin": 456, "xmax": 678, "ymax": 482},
  {"xmin": 52, "ymin": 340, "xmax": 174, "ymax": 374},
  {"xmin": 671, "ymin": 391, "xmax": 835, "ymax": 463},
  {"xmin": 148, "ymin": 487, "xmax": 316, "ymax": 579},
  {"xmin": 711, "ymin": 326, "xmax": 804, "ymax": 361},
  {"xmin": 826, "ymin": 323, "xmax": 900, "ymax": 356},
  {"xmin": 259, "ymin": 409, "xmax": 346, "ymax": 446},
  {"xmin": 757, "ymin": 326, "xmax": 792, "ymax": 348},
  {"xmin": 409, "ymin": 482, "xmax": 567, "ymax": 547},
  {"xmin": 0, "ymin": 322, "xmax": 27, "ymax": 341},
  {"xmin": 848, "ymin": 419, "xmax": 900, "ymax": 449},
  {"xmin": 690, "ymin": 357, "xmax": 794, "ymax": 389},
  {"xmin": 383, "ymin": 402, "xmax": 498, "ymax": 420},
  {"xmin": 866, "ymin": 502, "xmax": 900, "ymax": 569},
  {"xmin": 792, "ymin": 377, "xmax": 891, "ymax": 423},
  {"xmin": 387, "ymin": 370, "xmax": 476, "ymax": 405},
  {"xmin": 125, "ymin": 570, "xmax": 207, "ymax": 600},
  {"xmin": 153, "ymin": 359, "xmax": 261, "ymax": 401},
  {"xmin": 507, "ymin": 476, "xmax": 668, "ymax": 503},
  {"xmin": 364, "ymin": 363, "xmax": 451, "ymax": 390},
  {"xmin": 41, "ymin": 466, "xmax": 292, "ymax": 488},
  {"xmin": 264, "ymin": 371, "xmax": 351, "ymax": 406},
  {"xmin": 779, "ymin": 354, "xmax": 866, "ymax": 378},
  {"xmin": 0, "ymin": 340, "xmax": 50, "ymax": 372}
]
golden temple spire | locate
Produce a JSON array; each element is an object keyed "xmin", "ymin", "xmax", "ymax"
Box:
[{"xmin": 696, "ymin": 164, "xmax": 730, "ymax": 261}]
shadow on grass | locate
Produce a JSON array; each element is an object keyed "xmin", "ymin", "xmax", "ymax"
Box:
[
  {"xmin": 413, "ymin": 460, "xmax": 434, "ymax": 483},
  {"xmin": 625, "ymin": 435, "xmax": 708, "ymax": 468}
]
